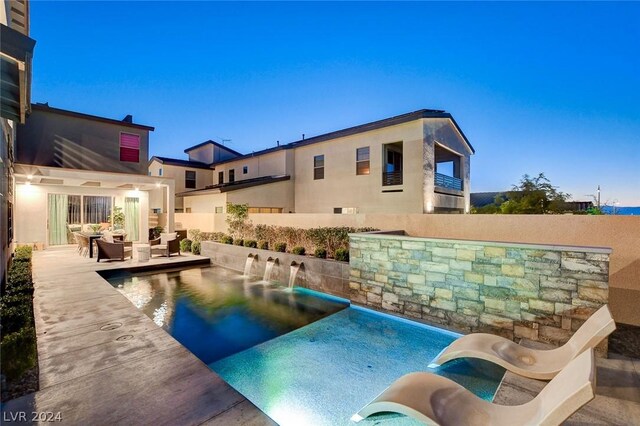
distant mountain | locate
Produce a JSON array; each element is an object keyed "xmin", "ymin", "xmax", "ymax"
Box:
[{"xmin": 601, "ymin": 206, "xmax": 640, "ymax": 215}]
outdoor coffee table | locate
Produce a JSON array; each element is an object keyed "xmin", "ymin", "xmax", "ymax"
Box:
[{"xmin": 135, "ymin": 244, "xmax": 150, "ymax": 262}]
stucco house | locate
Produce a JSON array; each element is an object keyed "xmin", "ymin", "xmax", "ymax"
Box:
[
  {"xmin": 150, "ymin": 109, "xmax": 474, "ymax": 218},
  {"xmin": 1, "ymin": 0, "xmax": 35, "ymax": 285},
  {"xmin": 13, "ymin": 103, "xmax": 175, "ymax": 248}
]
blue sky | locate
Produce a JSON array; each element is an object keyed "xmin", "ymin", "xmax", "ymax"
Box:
[{"xmin": 30, "ymin": 2, "xmax": 639, "ymax": 205}]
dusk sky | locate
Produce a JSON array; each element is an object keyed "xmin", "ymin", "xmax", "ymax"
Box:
[{"xmin": 31, "ymin": 2, "xmax": 639, "ymax": 205}]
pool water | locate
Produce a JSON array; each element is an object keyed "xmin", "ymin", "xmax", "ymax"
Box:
[
  {"xmin": 109, "ymin": 266, "xmax": 505, "ymax": 425},
  {"xmin": 212, "ymin": 307, "xmax": 505, "ymax": 425},
  {"xmin": 107, "ymin": 266, "xmax": 349, "ymax": 363}
]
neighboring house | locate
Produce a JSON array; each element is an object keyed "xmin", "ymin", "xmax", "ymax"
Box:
[
  {"xmin": 0, "ymin": 0, "xmax": 35, "ymax": 286},
  {"xmin": 148, "ymin": 156, "xmax": 212, "ymax": 212},
  {"xmin": 14, "ymin": 104, "xmax": 175, "ymax": 248},
  {"xmin": 159, "ymin": 109, "xmax": 474, "ymax": 215}
]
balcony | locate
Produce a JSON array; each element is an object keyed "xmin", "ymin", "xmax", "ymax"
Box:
[
  {"xmin": 382, "ymin": 170, "xmax": 403, "ymax": 186},
  {"xmin": 435, "ymin": 172, "xmax": 463, "ymax": 191}
]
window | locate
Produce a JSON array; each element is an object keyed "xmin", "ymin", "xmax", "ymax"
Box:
[
  {"xmin": 356, "ymin": 147, "xmax": 370, "ymax": 175},
  {"xmin": 247, "ymin": 207, "xmax": 283, "ymax": 214},
  {"xmin": 229, "ymin": 169, "xmax": 235, "ymax": 183},
  {"xmin": 185, "ymin": 170, "xmax": 196, "ymax": 189},
  {"xmin": 158, "ymin": 168, "xmax": 163, "ymax": 176},
  {"xmin": 185, "ymin": 208, "xmax": 192, "ymax": 213},
  {"xmin": 333, "ymin": 207, "xmax": 342, "ymax": 214},
  {"xmin": 7, "ymin": 201, "xmax": 13, "ymax": 245},
  {"xmin": 314, "ymin": 155, "xmax": 324, "ymax": 180},
  {"xmin": 215, "ymin": 206, "xmax": 223, "ymax": 214},
  {"xmin": 218, "ymin": 171, "xmax": 224, "ymax": 184},
  {"xmin": 382, "ymin": 142, "xmax": 403, "ymax": 186},
  {"xmin": 119, "ymin": 132, "xmax": 140, "ymax": 163},
  {"xmin": 83, "ymin": 196, "xmax": 112, "ymax": 223},
  {"xmin": 243, "ymin": 166, "xmax": 248, "ymax": 174}
]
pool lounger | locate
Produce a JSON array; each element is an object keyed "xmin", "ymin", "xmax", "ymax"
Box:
[
  {"xmin": 428, "ymin": 304, "xmax": 615, "ymax": 380},
  {"xmin": 352, "ymin": 349, "xmax": 596, "ymax": 425}
]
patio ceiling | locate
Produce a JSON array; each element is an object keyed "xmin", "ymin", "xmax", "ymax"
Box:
[{"xmin": 13, "ymin": 164, "xmax": 170, "ymax": 191}]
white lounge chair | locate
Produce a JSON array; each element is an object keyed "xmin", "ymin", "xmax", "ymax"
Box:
[
  {"xmin": 352, "ymin": 349, "xmax": 596, "ymax": 425},
  {"xmin": 428, "ymin": 304, "xmax": 615, "ymax": 380}
]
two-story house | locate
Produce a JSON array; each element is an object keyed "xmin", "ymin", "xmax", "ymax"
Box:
[
  {"xmin": 153, "ymin": 109, "xmax": 473, "ymax": 218},
  {"xmin": 13, "ymin": 103, "xmax": 175, "ymax": 248}
]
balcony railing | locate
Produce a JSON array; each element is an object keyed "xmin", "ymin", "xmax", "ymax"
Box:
[
  {"xmin": 382, "ymin": 170, "xmax": 403, "ymax": 186},
  {"xmin": 435, "ymin": 172, "xmax": 463, "ymax": 191}
]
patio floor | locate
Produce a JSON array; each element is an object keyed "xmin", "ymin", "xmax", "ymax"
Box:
[
  {"xmin": 1, "ymin": 246, "xmax": 276, "ymax": 425},
  {"xmin": 493, "ymin": 339, "xmax": 640, "ymax": 425}
]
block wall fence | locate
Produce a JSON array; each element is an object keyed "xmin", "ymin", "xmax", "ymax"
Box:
[{"xmin": 349, "ymin": 232, "xmax": 611, "ymax": 352}]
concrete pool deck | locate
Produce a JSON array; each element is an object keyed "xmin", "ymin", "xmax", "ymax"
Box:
[{"xmin": 1, "ymin": 246, "xmax": 276, "ymax": 425}]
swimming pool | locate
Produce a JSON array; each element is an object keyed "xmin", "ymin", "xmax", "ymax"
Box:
[
  {"xmin": 109, "ymin": 266, "xmax": 504, "ymax": 425},
  {"xmin": 107, "ymin": 266, "xmax": 348, "ymax": 363}
]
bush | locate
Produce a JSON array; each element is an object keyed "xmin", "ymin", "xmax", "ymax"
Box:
[
  {"xmin": 180, "ymin": 238, "xmax": 192, "ymax": 252},
  {"xmin": 0, "ymin": 327, "xmax": 37, "ymax": 381},
  {"xmin": 244, "ymin": 240, "xmax": 257, "ymax": 248},
  {"xmin": 274, "ymin": 242, "xmax": 287, "ymax": 253},
  {"xmin": 334, "ymin": 248, "xmax": 349, "ymax": 262},
  {"xmin": 14, "ymin": 246, "xmax": 33, "ymax": 261},
  {"xmin": 314, "ymin": 248, "xmax": 327, "ymax": 259},
  {"xmin": 233, "ymin": 239, "xmax": 244, "ymax": 246},
  {"xmin": 191, "ymin": 241, "xmax": 201, "ymax": 255},
  {"xmin": 0, "ymin": 304, "xmax": 33, "ymax": 336},
  {"xmin": 6, "ymin": 261, "xmax": 33, "ymax": 295},
  {"xmin": 292, "ymin": 246, "xmax": 306, "ymax": 256},
  {"xmin": 258, "ymin": 240, "xmax": 269, "ymax": 250},
  {"xmin": 188, "ymin": 229, "xmax": 202, "ymax": 243},
  {"xmin": 221, "ymin": 235, "xmax": 234, "ymax": 245}
]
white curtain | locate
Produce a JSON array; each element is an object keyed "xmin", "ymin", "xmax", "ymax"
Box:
[
  {"xmin": 124, "ymin": 197, "xmax": 140, "ymax": 241},
  {"xmin": 48, "ymin": 194, "xmax": 68, "ymax": 245},
  {"xmin": 83, "ymin": 196, "xmax": 112, "ymax": 224}
]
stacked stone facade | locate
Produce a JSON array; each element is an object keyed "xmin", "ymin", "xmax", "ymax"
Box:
[{"xmin": 349, "ymin": 233, "xmax": 611, "ymax": 351}]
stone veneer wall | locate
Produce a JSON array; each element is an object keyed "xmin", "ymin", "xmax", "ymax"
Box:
[{"xmin": 349, "ymin": 232, "xmax": 612, "ymax": 351}]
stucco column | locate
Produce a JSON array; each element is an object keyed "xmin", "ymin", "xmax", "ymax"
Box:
[
  {"xmin": 422, "ymin": 122, "xmax": 435, "ymax": 213},
  {"xmin": 166, "ymin": 180, "xmax": 175, "ymax": 232}
]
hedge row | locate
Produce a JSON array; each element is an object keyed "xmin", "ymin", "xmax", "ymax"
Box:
[
  {"xmin": 1, "ymin": 248, "xmax": 37, "ymax": 383},
  {"xmin": 187, "ymin": 226, "xmax": 377, "ymax": 262}
]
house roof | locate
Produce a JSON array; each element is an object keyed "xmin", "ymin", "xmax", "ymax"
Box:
[
  {"xmin": 208, "ymin": 109, "xmax": 474, "ymax": 168},
  {"xmin": 31, "ymin": 103, "xmax": 155, "ymax": 131},
  {"xmin": 183, "ymin": 139, "xmax": 244, "ymax": 156},
  {"xmin": 149, "ymin": 156, "xmax": 211, "ymax": 170},
  {"xmin": 176, "ymin": 175, "xmax": 290, "ymax": 197}
]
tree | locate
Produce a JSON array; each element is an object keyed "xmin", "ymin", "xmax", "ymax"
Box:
[
  {"xmin": 473, "ymin": 173, "xmax": 569, "ymax": 214},
  {"xmin": 225, "ymin": 203, "xmax": 252, "ymax": 238}
]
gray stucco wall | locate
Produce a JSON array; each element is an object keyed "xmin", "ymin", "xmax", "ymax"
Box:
[{"xmin": 16, "ymin": 108, "xmax": 150, "ymax": 174}]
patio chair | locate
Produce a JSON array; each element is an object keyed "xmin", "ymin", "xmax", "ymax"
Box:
[
  {"xmin": 428, "ymin": 304, "xmax": 615, "ymax": 380},
  {"xmin": 73, "ymin": 232, "xmax": 83, "ymax": 255},
  {"xmin": 150, "ymin": 232, "xmax": 180, "ymax": 258},
  {"xmin": 95, "ymin": 238, "xmax": 133, "ymax": 262},
  {"xmin": 352, "ymin": 349, "xmax": 596, "ymax": 425},
  {"xmin": 77, "ymin": 234, "xmax": 90, "ymax": 257}
]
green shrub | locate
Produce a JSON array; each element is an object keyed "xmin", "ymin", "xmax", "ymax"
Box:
[
  {"xmin": 258, "ymin": 240, "xmax": 269, "ymax": 250},
  {"xmin": 6, "ymin": 261, "xmax": 33, "ymax": 295},
  {"xmin": 334, "ymin": 248, "xmax": 349, "ymax": 262},
  {"xmin": 180, "ymin": 238, "xmax": 192, "ymax": 252},
  {"xmin": 188, "ymin": 229, "xmax": 202, "ymax": 243},
  {"xmin": 292, "ymin": 246, "xmax": 306, "ymax": 256},
  {"xmin": 191, "ymin": 241, "xmax": 201, "ymax": 255},
  {"xmin": 0, "ymin": 327, "xmax": 37, "ymax": 381},
  {"xmin": 233, "ymin": 239, "xmax": 244, "ymax": 246},
  {"xmin": 244, "ymin": 240, "xmax": 257, "ymax": 248},
  {"xmin": 221, "ymin": 235, "xmax": 234, "ymax": 245},
  {"xmin": 0, "ymin": 304, "xmax": 33, "ymax": 336},
  {"xmin": 314, "ymin": 248, "xmax": 327, "ymax": 259},
  {"xmin": 0, "ymin": 293, "xmax": 31, "ymax": 309},
  {"xmin": 274, "ymin": 242, "xmax": 287, "ymax": 253},
  {"xmin": 14, "ymin": 246, "xmax": 33, "ymax": 261},
  {"xmin": 200, "ymin": 232, "xmax": 227, "ymax": 242}
]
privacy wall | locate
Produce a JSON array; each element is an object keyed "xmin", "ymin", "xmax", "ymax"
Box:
[{"xmin": 349, "ymin": 233, "xmax": 611, "ymax": 352}]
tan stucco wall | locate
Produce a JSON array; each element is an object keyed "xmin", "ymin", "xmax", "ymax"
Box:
[
  {"xmin": 183, "ymin": 192, "xmax": 228, "ymax": 213},
  {"xmin": 149, "ymin": 160, "xmax": 213, "ymax": 210},
  {"xmin": 226, "ymin": 180, "xmax": 295, "ymax": 213},
  {"xmin": 293, "ymin": 120, "xmax": 426, "ymax": 213},
  {"xmin": 212, "ymin": 150, "xmax": 288, "ymax": 184},
  {"xmin": 15, "ymin": 183, "xmax": 150, "ymax": 245}
]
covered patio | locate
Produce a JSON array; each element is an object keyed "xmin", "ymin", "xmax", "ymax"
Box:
[{"xmin": 13, "ymin": 164, "xmax": 176, "ymax": 248}]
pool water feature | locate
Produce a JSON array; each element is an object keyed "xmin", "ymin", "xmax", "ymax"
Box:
[
  {"xmin": 211, "ymin": 307, "xmax": 505, "ymax": 426},
  {"xmin": 106, "ymin": 266, "xmax": 348, "ymax": 364}
]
